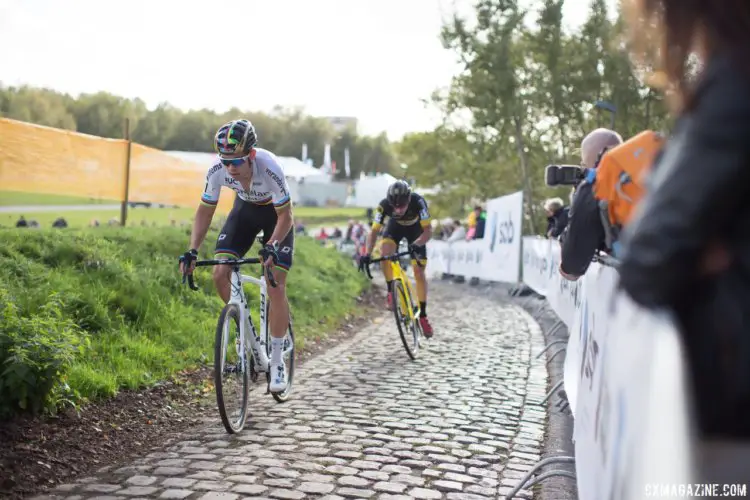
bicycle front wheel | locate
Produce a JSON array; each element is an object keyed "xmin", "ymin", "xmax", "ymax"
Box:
[
  {"xmin": 214, "ymin": 303, "xmax": 250, "ymax": 434},
  {"xmin": 393, "ymin": 279, "xmax": 419, "ymax": 360}
]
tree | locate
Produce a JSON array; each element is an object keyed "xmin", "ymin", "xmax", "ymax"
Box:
[
  {"xmin": 0, "ymin": 85, "xmax": 398, "ymax": 178},
  {"xmin": 392, "ymin": 0, "xmax": 672, "ymax": 233}
]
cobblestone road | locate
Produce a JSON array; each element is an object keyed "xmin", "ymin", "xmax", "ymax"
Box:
[{"xmin": 39, "ymin": 281, "xmax": 548, "ymax": 500}]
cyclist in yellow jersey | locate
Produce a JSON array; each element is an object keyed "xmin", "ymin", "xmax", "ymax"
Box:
[{"xmin": 360, "ymin": 180, "xmax": 434, "ymax": 337}]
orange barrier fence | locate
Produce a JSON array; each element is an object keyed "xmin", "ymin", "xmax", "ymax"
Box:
[{"xmin": 0, "ymin": 118, "xmax": 234, "ymax": 214}]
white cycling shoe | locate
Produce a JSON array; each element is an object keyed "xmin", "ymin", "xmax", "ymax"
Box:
[{"xmin": 269, "ymin": 359, "xmax": 288, "ymax": 393}]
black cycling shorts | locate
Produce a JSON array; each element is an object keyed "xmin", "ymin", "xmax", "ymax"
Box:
[
  {"xmin": 215, "ymin": 195, "xmax": 294, "ymax": 271},
  {"xmin": 381, "ymin": 219, "xmax": 427, "ymax": 261}
]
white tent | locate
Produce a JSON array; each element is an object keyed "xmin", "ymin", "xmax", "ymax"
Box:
[
  {"xmin": 278, "ymin": 157, "xmax": 329, "ymax": 182},
  {"xmin": 349, "ymin": 173, "xmax": 399, "ymax": 208}
]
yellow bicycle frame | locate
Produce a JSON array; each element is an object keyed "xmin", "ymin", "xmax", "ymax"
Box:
[{"xmin": 389, "ymin": 259, "xmax": 419, "ymax": 321}]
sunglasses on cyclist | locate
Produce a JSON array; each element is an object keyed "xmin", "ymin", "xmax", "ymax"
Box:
[{"xmin": 220, "ymin": 155, "xmax": 249, "ymax": 167}]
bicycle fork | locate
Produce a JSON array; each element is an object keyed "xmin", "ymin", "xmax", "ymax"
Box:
[{"xmin": 245, "ymin": 300, "xmax": 270, "ymax": 372}]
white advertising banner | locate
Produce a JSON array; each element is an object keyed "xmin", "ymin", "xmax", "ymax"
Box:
[
  {"xmin": 521, "ymin": 236, "xmax": 553, "ymax": 296},
  {"xmin": 520, "ymin": 240, "xmax": 696, "ymax": 500},
  {"xmin": 425, "ymin": 240, "xmax": 449, "ymax": 278},
  {"xmin": 546, "ymin": 242, "xmax": 582, "ymax": 327},
  {"xmin": 480, "ymin": 190, "xmax": 524, "ymax": 283}
]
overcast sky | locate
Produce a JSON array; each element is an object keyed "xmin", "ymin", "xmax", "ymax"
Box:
[{"xmin": 0, "ymin": 0, "xmax": 614, "ymax": 140}]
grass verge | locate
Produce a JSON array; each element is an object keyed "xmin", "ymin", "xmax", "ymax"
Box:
[
  {"xmin": 0, "ymin": 196, "xmax": 368, "ymax": 229},
  {"xmin": 0, "ymin": 226, "xmax": 369, "ymax": 417}
]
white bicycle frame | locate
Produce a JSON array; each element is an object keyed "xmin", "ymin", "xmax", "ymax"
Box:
[{"xmin": 228, "ymin": 267, "xmax": 271, "ymax": 372}]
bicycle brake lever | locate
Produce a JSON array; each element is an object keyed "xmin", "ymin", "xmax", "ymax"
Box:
[
  {"xmin": 187, "ymin": 273, "xmax": 199, "ymax": 291},
  {"xmin": 265, "ymin": 264, "xmax": 278, "ymax": 288}
]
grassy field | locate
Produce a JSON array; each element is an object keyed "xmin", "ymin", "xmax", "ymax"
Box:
[
  {"xmin": 0, "ymin": 206, "xmax": 365, "ymax": 229},
  {"xmin": 0, "ymin": 226, "xmax": 369, "ymax": 417},
  {"xmin": 0, "ymin": 190, "xmax": 368, "ymax": 229}
]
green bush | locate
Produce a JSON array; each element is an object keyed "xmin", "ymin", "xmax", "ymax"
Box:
[
  {"xmin": 0, "ymin": 226, "xmax": 368, "ymax": 418},
  {"xmin": 0, "ymin": 289, "xmax": 87, "ymax": 417}
]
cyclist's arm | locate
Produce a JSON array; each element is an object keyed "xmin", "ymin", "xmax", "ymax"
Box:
[
  {"xmin": 270, "ymin": 205, "xmax": 294, "ymax": 245},
  {"xmin": 190, "ymin": 167, "xmax": 222, "ymax": 249},
  {"xmin": 412, "ymin": 196, "xmax": 432, "ymax": 246},
  {"xmin": 366, "ymin": 203, "xmax": 387, "ymax": 254},
  {"xmin": 413, "ymin": 224, "xmax": 432, "ymax": 246},
  {"xmin": 266, "ymin": 161, "xmax": 295, "ymax": 246},
  {"xmin": 190, "ymin": 203, "xmax": 216, "ymax": 250}
]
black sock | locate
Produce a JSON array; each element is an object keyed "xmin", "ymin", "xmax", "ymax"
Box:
[
  {"xmin": 420, "ymin": 302, "xmax": 427, "ymax": 317},
  {"xmin": 386, "ymin": 280, "xmax": 393, "ymax": 292}
]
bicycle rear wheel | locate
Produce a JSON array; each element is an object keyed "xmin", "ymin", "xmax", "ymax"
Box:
[
  {"xmin": 214, "ymin": 303, "xmax": 250, "ymax": 434},
  {"xmin": 393, "ymin": 279, "xmax": 419, "ymax": 360}
]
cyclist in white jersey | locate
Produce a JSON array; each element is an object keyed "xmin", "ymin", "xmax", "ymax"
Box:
[{"xmin": 179, "ymin": 119, "xmax": 294, "ymax": 393}]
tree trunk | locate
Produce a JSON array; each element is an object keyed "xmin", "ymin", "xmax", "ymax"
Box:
[{"xmin": 512, "ymin": 114, "xmax": 538, "ymax": 235}]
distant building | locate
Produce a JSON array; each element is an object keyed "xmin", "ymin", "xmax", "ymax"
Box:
[{"xmin": 323, "ymin": 116, "xmax": 358, "ymax": 135}]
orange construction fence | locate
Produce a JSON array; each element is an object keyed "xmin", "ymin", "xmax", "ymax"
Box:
[{"xmin": 0, "ymin": 117, "xmax": 234, "ymax": 214}]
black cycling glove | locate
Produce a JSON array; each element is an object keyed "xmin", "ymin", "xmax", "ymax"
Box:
[
  {"xmin": 179, "ymin": 248, "xmax": 198, "ymax": 269},
  {"xmin": 259, "ymin": 243, "xmax": 279, "ymax": 266}
]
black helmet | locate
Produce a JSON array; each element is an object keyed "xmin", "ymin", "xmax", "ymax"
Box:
[{"xmin": 387, "ymin": 180, "xmax": 411, "ymax": 207}]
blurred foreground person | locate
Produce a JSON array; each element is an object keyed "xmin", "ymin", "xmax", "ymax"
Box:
[{"xmin": 620, "ymin": 0, "xmax": 750, "ymax": 484}]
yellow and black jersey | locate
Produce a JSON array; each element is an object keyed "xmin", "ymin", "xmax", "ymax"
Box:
[{"xmin": 371, "ymin": 192, "xmax": 431, "ymax": 230}]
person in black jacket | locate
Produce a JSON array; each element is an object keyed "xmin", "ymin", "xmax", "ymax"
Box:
[
  {"xmin": 618, "ymin": 0, "xmax": 750, "ymax": 483},
  {"xmin": 558, "ymin": 128, "xmax": 623, "ymax": 280},
  {"xmin": 543, "ymin": 198, "xmax": 569, "ymax": 239}
]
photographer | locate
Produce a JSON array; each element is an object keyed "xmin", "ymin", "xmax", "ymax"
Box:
[
  {"xmin": 556, "ymin": 128, "xmax": 623, "ymax": 280},
  {"xmin": 543, "ymin": 197, "xmax": 569, "ymax": 239}
]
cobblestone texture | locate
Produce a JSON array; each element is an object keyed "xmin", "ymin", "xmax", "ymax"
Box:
[{"xmin": 36, "ymin": 280, "xmax": 547, "ymax": 499}]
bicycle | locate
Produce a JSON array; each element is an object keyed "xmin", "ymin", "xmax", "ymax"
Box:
[
  {"xmin": 361, "ymin": 249, "xmax": 425, "ymax": 360},
  {"xmin": 182, "ymin": 255, "xmax": 295, "ymax": 434}
]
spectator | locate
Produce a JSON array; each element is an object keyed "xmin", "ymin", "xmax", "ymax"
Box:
[
  {"xmin": 619, "ymin": 0, "xmax": 750, "ymax": 483},
  {"xmin": 316, "ymin": 227, "xmax": 329, "ymax": 241},
  {"xmin": 473, "ymin": 206, "xmax": 487, "ymax": 239},
  {"xmin": 345, "ymin": 220, "xmax": 355, "ymax": 241},
  {"xmin": 52, "ymin": 217, "xmax": 68, "ymax": 228},
  {"xmin": 559, "ymin": 128, "xmax": 624, "ymax": 280},
  {"xmin": 543, "ymin": 197, "xmax": 569, "ymax": 239},
  {"xmin": 295, "ymin": 219, "xmax": 307, "ymax": 235},
  {"xmin": 466, "ymin": 208, "xmax": 477, "ymax": 239},
  {"xmin": 15, "ymin": 215, "xmax": 28, "ymax": 228},
  {"xmin": 447, "ymin": 220, "xmax": 467, "ymax": 242}
]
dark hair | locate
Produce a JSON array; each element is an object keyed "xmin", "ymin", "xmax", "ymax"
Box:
[{"xmin": 627, "ymin": 0, "xmax": 750, "ymax": 110}]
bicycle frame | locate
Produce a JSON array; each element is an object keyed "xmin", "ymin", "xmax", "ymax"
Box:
[
  {"xmin": 228, "ymin": 266, "xmax": 270, "ymax": 372},
  {"xmin": 187, "ymin": 257, "xmax": 279, "ymax": 373},
  {"xmin": 389, "ymin": 260, "xmax": 420, "ymax": 321},
  {"xmin": 364, "ymin": 250, "xmax": 422, "ymax": 320}
]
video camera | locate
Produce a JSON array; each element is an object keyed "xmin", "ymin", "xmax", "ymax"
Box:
[{"xmin": 545, "ymin": 164, "xmax": 591, "ymax": 187}]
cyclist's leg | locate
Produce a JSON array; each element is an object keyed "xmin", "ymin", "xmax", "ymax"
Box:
[
  {"xmin": 260, "ymin": 214, "xmax": 294, "ymax": 342},
  {"xmin": 213, "ymin": 196, "xmax": 261, "ymax": 303},
  {"xmin": 259, "ymin": 209, "xmax": 294, "ymax": 391},
  {"xmin": 406, "ymin": 224, "xmax": 433, "ymax": 336}
]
